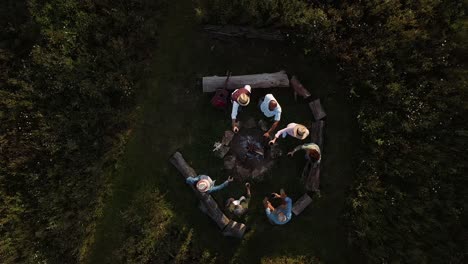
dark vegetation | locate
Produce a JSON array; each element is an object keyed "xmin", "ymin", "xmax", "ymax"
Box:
[
  {"xmin": 1, "ymin": 0, "xmax": 467, "ymax": 263},
  {"xmin": 198, "ymin": 0, "xmax": 468, "ymax": 262},
  {"xmin": 0, "ymin": 0, "xmax": 164, "ymax": 262}
]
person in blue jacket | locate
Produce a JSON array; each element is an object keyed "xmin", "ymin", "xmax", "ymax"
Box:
[
  {"xmin": 186, "ymin": 175, "xmax": 233, "ymax": 194},
  {"xmin": 263, "ymin": 188, "xmax": 292, "ymax": 225}
]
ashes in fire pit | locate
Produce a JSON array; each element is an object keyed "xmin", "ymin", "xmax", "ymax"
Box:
[{"xmin": 226, "ymin": 127, "xmax": 277, "ymax": 181}]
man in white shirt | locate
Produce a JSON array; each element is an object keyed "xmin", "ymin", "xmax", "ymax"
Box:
[
  {"xmin": 259, "ymin": 94, "xmax": 282, "ymax": 138},
  {"xmin": 231, "ymin": 85, "xmax": 252, "ymax": 133}
]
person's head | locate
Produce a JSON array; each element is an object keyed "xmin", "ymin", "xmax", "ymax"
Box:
[
  {"xmin": 270, "ymin": 197, "xmax": 284, "ymax": 208},
  {"xmin": 237, "ymin": 93, "xmax": 250, "ymax": 106},
  {"xmin": 196, "ymin": 178, "xmax": 212, "ymax": 193},
  {"xmin": 233, "ymin": 205, "xmax": 244, "ymax": 216},
  {"xmin": 277, "ymin": 212, "xmax": 287, "ymax": 223},
  {"xmin": 308, "ymin": 149, "xmax": 321, "ymax": 162},
  {"xmin": 268, "ymin": 100, "xmax": 277, "ymax": 111},
  {"xmin": 294, "ymin": 125, "xmax": 309, "ymax": 140}
]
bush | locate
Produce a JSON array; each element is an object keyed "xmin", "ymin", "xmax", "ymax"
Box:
[{"xmin": 0, "ymin": 0, "xmax": 165, "ymax": 262}]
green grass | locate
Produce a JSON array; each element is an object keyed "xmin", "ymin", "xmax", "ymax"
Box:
[{"xmin": 87, "ymin": 0, "xmax": 358, "ymax": 263}]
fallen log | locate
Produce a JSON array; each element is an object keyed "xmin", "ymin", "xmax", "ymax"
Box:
[
  {"xmin": 309, "ymin": 99, "xmax": 326, "ymax": 121},
  {"xmin": 204, "ymin": 25, "xmax": 285, "ymax": 41},
  {"xmin": 305, "ymin": 166, "xmax": 320, "ymax": 192},
  {"xmin": 202, "ymin": 71, "xmax": 289, "ymax": 92},
  {"xmin": 170, "ymin": 152, "xmax": 246, "ymax": 238},
  {"xmin": 292, "ymin": 193, "xmax": 312, "ymax": 216},
  {"xmin": 290, "ymin": 76, "xmax": 312, "ymax": 99},
  {"xmin": 310, "ymin": 120, "xmax": 325, "ymax": 150}
]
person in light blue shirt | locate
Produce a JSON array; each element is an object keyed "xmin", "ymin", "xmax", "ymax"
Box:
[
  {"xmin": 263, "ymin": 189, "xmax": 292, "ymax": 225},
  {"xmin": 186, "ymin": 175, "xmax": 233, "ymax": 194}
]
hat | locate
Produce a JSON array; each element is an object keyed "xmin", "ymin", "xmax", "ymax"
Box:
[
  {"xmin": 293, "ymin": 124, "xmax": 309, "ymax": 140},
  {"xmin": 277, "ymin": 212, "xmax": 287, "ymax": 223},
  {"xmin": 237, "ymin": 93, "xmax": 250, "ymax": 106},
  {"xmin": 196, "ymin": 178, "xmax": 212, "ymax": 192}
]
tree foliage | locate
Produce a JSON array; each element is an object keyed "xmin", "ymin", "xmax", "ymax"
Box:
[
  {"xmin": 199, "ymin": 0, "xmax": 468, "ymax": 262},
  {"xmin": 0, "ymin": 0, "xmax": 164, "ymax": 262}
]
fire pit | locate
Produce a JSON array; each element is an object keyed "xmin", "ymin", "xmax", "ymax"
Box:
[{"xmin": 225, "ymin": 125, "xmax": 280, "ymax": 181}]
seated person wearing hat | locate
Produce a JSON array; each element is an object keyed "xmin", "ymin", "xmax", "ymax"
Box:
[
  {"xmin": 259, "ymin": 94, "xmax": 282, "ymax": 138},
  {"xmin": 287, "ymin": 143, "xmax": 321, "ymax": 165},
  {"xmin": 263, "ymin": 189, "xmax": 292, "ymax": 225},
  {"xmin": 225, "ymin": 182, "xmax": 251, "ymax": 218},
  {"xmin": 231, "ymin": 85, "xmax": 252, "ymax": 133},
  {"xmin": 269, "ymin": 123, "xmax": 309, "ymax": 145},
  {"xmin": 186, "ymin": 175, "xmax": 234, "ymax": 194}
]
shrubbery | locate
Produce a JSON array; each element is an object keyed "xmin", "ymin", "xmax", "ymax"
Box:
[
  {"xmin": 0, "ymin": 0, "xmax": 165, "ymax": 262},
  {"xmin": 198, "ymin": 0, "xmax": 468, "ymax": 262},
  {"xmin": 116, "ymin": 190, "xmax": 217, "ymax": 264}
]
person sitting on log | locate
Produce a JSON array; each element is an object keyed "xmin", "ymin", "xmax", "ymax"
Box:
[
  {"xmin": 263, "ymin": 188, "xmax": 292, "ymax": 225},
  {"xmin": 258, "ymin": 94, "xmax": 282, "ymax": 138},
  {"xmin": 186, "ymin": 175, "xmax": 234, "ymax": 194},
  {"xmin": 269, "ymin": 123, "xmax": 309, "ymax": 145},
  {"xmin": 231, "ymin": 85, "xmax": 252, "ymax": 133},
  {"xmin": 225, "ymin": 182, "xmax": 251, "ymax": 218},
  {"xmin": 287, "ymin": 143, "xmax": 321, "ymax": 165}
]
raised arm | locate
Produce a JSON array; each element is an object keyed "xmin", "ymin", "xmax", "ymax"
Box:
[
  {"xmin": 208, "ymin": 176, "xmax": 233, "ymax": 193},
  {"xmin": 287, "ymin": 144, "xmax": 305, "ymax": 156}
]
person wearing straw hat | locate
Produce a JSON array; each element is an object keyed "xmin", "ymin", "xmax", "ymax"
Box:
[
  {"xmin": 225, "ymin": 182, "xmax": 251, "ymax": 218},
  {"xmin": 263, "ymin": 188, "xmax": 292, "ymax": 225},
  {"xmin": 258, "ymin": 94, "xmax": 282, "ymax": 138},
  {"xmin": 288, "ymin": 143, "xmax": 321, "ymax": 164},
  {"xmin": 186, "ymin": 175, "xmax": 234, "ymax": 194},
  {"xmin": 269, "ymin": 123, "xmax": 309, "ymax": 145},
  {"xmin": 231, "ymin": 85, "xmax": 252, "ymax": 133}
]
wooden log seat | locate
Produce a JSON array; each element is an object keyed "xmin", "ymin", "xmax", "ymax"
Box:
[
  {"xmin": 292, "ymin": 193, "xmax": 312, "ymax": 216},
  {"xmin": 170, "ymin": 152, "xmax": 246, "ymax": 238},
  {"xmin": 202, "ymin": 71, "xmax": 289, "ymax": 92}
]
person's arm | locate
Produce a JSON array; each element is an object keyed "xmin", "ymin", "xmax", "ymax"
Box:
[
  {"xmin": 288, "ymin": 144, "xmax": 305, "ymax": 156},
  {"xmin": 185, "ymin": 176, "xmax": 200, "ymax": 185},
  {"xmin": 208, "ymin": 180, "xmax": 229, "ymax": 193},
  {"xmin": 208, "ymin": 176, "xmax": 233, "ymax": 193},
  {"xmin": 285, "ymin": 197, "xmax": 292, "ymax": 215},
  {"xmin": 231, "ymin": 102, "xmax": 240, "ymax": 132},
  {"xmin": 269, "ymin": 126, "xmax": 286, "ymax": 144},
  {"xmin": 264, "ymin": 121, "xmax": 280, "ymax": 138}
]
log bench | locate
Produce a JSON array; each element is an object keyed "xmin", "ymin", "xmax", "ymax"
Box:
[
  {"xmin": 204, "ymin": 25, "xmax": 285, "ymax": 41},
  {"xmin": 290, "ymin": 75, "xmax": 312, "ymax": 99},
  {"xmin": 289, "ymin": 76, "xmax": 327, "ymax": 120},
  {"xmin": 310, "ymin": 120, "xmax": 325, "ymax": 150},
  {"xmin": 170, "ymin": 152, "xmax": 246, "ymax": 238},
  {"xmin": 202, "ymin": 71, "xmax": 289, "ymax": 92},
  {"xmin": 309, "ymin": 99, "xmax": 327, "ymax": 121},
  {"xmin": 292, "ymin": 193, "xmax": 312, "ymax": 216}
]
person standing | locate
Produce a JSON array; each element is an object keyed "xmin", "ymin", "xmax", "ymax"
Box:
[
  {"xmin": 225, "ymin": 182, "xmax": 251, "ymax": 218},
  {"xmin": 186, "ymin": 175, "xmax": 234, "ymax": 194},
  {"xmin": 288, "ymin": 143, "xmax": 321, "ymax": 165},
  {"xmin": 269, "ymin": 123, "xmax": 309, "ymax": 145},
  {"xmin": 231, "ymin": 85, "xmax": 252, "ymax": 133},
  {"xmin": 259, "ymin": 94, "xmax": 282, "ymax": 138},
  {"xmin": 263, "ymin": 188, "xmax": 292, "ymax": 225}
]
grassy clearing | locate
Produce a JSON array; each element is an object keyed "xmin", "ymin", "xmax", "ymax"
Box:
[{"xmin": 87, "ymin": 0, "xmax": 358, "ymax": 263}]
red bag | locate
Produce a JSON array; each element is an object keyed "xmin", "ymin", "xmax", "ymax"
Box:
[{"xmin": 211, "ymin": 88, "xmax": 229, "ymax": 110}]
